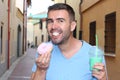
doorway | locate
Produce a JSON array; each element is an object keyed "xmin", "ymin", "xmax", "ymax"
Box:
[{"xmin": 17, "ymin": 25, "xmax": 21, "ymax": 57}]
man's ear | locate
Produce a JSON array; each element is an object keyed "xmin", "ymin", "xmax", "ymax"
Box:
[{"xmin": 71, "ymin": 21, "xmax": 76, "ymax": 31}]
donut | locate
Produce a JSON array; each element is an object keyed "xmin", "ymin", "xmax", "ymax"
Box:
[{"xmin": 37, "ymin": 42, "xmax": 53, "ymax": 54}]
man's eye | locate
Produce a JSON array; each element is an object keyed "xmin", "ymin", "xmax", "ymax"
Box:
[
  {"xmin": 47, "ymin": 19, "xmax": 53, "ymax": 24},
  {"xmin": 58, "ymin": 19, "xmax": 64, "ymax": 23}
]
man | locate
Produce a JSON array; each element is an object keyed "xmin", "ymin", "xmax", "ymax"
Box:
[{"xmin": 31, "ymin": 3, "xmax": 107, "ymax": 80}]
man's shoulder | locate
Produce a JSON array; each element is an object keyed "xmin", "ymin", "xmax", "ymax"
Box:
[{"xmin": 81, "ymin": 40, "xmax": 92, "ymax": 47}]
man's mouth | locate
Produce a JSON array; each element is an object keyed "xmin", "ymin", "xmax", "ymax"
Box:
[
  {"xmin": 52, "ymin": 32, "xmax": 60, "ymax": 36},
  {"xmin": 50, "ymin": 29, "xmax": 62, "ymax": 38}
]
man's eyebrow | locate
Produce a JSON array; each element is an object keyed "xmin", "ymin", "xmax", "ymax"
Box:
[
  {"xmin": 46, "ymin": 18, "xmax": 52, "ymax": 21},
  {"xmin": 56, "ymin": 18, "xmax": 65, "ymax": 21},
  {"xmin": 46, "ymin": 18, "xmax": 65, "ymax": 21}
]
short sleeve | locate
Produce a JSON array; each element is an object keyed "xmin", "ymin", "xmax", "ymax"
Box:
[
  {"xmin": 32, "ymin": 63, "xmax": 37, "ymax": 72},
  {"xmin": 32, "ymin": 52, "xmax": 39, "ymax": 72}
]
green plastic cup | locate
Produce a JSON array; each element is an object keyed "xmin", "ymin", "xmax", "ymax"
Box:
[{"xmin": 89, "ymin": 46, "xmax": 104, "ymax": 71}]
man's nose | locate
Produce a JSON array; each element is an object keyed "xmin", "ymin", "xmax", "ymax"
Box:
[{"xmin": 51, "ymin": 21, "xmax": 58, "ymax": 29}]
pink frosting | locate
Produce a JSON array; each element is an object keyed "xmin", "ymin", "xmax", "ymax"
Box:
[{"xmin": 37, "ymin": 42, "xmax": 53, "ymax": 54}]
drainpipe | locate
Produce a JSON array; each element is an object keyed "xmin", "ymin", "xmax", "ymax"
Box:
[
  {"xmin": 79, "ymin": 0, "xmax": 83, "ymax": 40},
  {"xmin": 23, "ymin": 0, "xmax": 25, "ymax": 54},
  {"xmin": 8, "ymin": 0, "xmax": 10, "ymax": 69},
  {"xmin": 23, "ymin": 0, "xmax": 28, "ymax": 52},
  {"xmin": 25, "ymin": 0, "xmax": 27, "ymax": 52},
  {"xmin": 65, "ymin": 0, "xmax": 66, "ymax": 4},
  {"xmin": 23, "ymin": 0, "xmax": 28, "ymax": 53}
]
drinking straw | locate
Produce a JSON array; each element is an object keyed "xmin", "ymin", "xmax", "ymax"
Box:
[
  {"xmin": 95, "ymin": 34, "xmax": 98, "ymax": 47},
  {"xmin": 95, "ymin": 34, "xmax": 98, "ymax": 56}
]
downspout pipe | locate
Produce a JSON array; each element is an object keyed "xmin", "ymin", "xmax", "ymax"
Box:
[
  {"xmin": 79, "ymin": 0, "xmax": 83, "ymax": 40},
  {"xmin": 24, "ymin": 0, "xmax": 28, "ymax": 52},
  {"xmin": 65, "ymin": 0, "xmax": 66, "ymax": 4},
  {"xmin": 8, "ymin": 0, "xmax": 10, "ymax": 69},
  {"xmin": 23, "ymin": 0, "xmax": 25, "ymax": 54}
]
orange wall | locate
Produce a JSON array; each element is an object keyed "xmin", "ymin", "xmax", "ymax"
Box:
[{"xmin": 81, "ymin": 0, "xmax": 120, "ymax": 79}]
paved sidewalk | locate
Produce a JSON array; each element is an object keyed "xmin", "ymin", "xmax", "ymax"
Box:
[{"xmin": 0, "ymin": 48, "xmax": 36, "ymax": 80}]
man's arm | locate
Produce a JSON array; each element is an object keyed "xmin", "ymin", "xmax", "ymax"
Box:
[
  {"xmin": 31, "ymin": 50, "xmax": 51, "ymax": 80},
  {"xmin": 31, "ymin": 72, "xmax": 35, "ymax": 80},
  {"xmin": 31, "ymin": 42, "xmax": 53, "ymax": 80},
  {"xmin": 31, "ymin": 68, "xmax": 46, "ymax": 80}
]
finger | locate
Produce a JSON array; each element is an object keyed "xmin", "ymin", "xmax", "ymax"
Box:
[
  {"xmin": 45, "ymin": 52, "xmax": 51, "ymax": 64},
  {"xmin": 40, "ymin": 53, "xmax": 49, "ymax": 64},
  {"xmin": 95, "ymin": 63, "xmax": 104, "ymax": 67},
  {"xmin": 36, "ymin": 51, "xmax": 51, "ymax": 70},
  {"xmin": 92, "ymin": 70, "xmax": 105, "ymax": 80},
  {"xmin": 92, "ymin": 73, "xmax": 102, "ymax": 79},
  {"xmin": 36, "ymin": 55, "xmax": 46, "ymax": 69},
  {"xmin": 38, "ymin": 53, "xmax": 50, "ymax": 65},
  {"xmin": 40, "ymin": 53, "xmax": 50, "ymax": 69},
  {"xmin": 36, "ymin": 54, "xmax": 44, "ymax": 62},
  {"xmin": 94, "ymin": 63, "xmax": 105, "ymax": 71},
  {"xmin": 92, "ymin": 66, "xmax": 106, "ymax": 80}
]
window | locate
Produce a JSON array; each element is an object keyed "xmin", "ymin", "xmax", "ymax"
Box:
[
  {"xmin": 73, "ymin": 20, "xmax": 77, "ymax": 38},
  {"xmin": 2, "ymin": 0, "xmax": 4, "ymax": 2},
  {"xmin": 35, "ymin": 36, "xmax": 37, "ymax": 47},
  {"xmin": 39, "ymin": 19, "xmax": 42, "ymax": 29},
  {"xmin": 0, "ymin": 22, "xmax": 4, "ymax": 63},
  {"xmin": 41, "ymin": 35, "xmax": 44, "ymax": 42},
  {"xmin": 48, "ymin": 35, "xmax": 50, "ymax": 41},
  {"xmin": 89, "ymin": 21, "xmax": 96, "ymax": 46},
  {"xmin": 105, "ymin": 12, "xmax": 116, "ymax": 54},
  {"xmin": 73, "ymin": 27, "xmax": 76, "ymax": 38}
]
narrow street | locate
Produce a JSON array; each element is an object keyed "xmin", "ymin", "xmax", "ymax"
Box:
[{"xmin": 0, "ymin": 48, "xmax": 36, "ymax": 80}]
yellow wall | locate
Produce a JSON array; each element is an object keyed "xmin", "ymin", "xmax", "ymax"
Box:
[
  {"xmin": 54, "ymin": 0, "xmax": 65, "ymax": 3},
  {"xmin": 33, "ymin": 23, "xmax": 42, "ymax": 46},
  {"xmin": 42, "ymin": 20, "xmax": 49, "ymax": 42},
  {"xmin": 16, "ymin": 8, "xmax": 23, "ymax": 21},
  {"xmin": 81, "ymin": 0, "xmax": 100, "ymax": 12},
  {"xmin": 0, "ymin": 0, "xmax": 8, "ymax": 63},
  {"xmin": 0, "ymin": 0, "xmax": 24, "ymax": 76},
  {"xmin": 10, "ymin": 0, "xmax": 24, "ymax": 58},
  {"xmin": 66, "ymin": 0, "xmax": 80, "ymax": 39},
  {"xmin": 27, "ymin": 19, "xmax": 49, "ymax": 47},
  {"xmin": 27, "ymin": 22, "xmax": 34, "ymax": 43},
  {"xmin": 81, "ymin": 0, "xmax": 120, "ymax": 79}
]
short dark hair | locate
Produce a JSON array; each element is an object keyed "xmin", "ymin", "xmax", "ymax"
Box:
[{"xmin": 47, "ymin": 3, "xmax": 75, "ymax": 21}]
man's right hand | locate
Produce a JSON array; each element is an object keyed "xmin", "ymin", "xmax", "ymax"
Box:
[
  {"xmin": 36, "ymin": 42, "xmax": 53, "ymax": 71},
  {"xmin": 31, "ymin": 51, "xmax": 51, "ymax": 80},
  {"xmin": 36, "ymin": 50, "xmax": 51, "ymax": 71}
]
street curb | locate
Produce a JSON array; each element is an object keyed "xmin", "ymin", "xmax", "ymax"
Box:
[{"xmin": 0, "ymin": 52, "xmax": 27, "ymax": 80}]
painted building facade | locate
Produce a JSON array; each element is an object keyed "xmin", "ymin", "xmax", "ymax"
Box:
[
  {"xmin": 0, "ymin": 0, "xmax": 31, "ymax": 77},
  {"xmin": 81, "ymin": 0, "xmax": 120, "ymax": 79},
  {"xmin": 0, "ymin": 0, "xmax": 8, "ymax": 76},
  {"xmin": 27, "ymin": 18, "xmax": 49, "ymax": 47}
]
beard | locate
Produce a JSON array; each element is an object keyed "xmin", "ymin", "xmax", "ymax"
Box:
[
  {"xmin": 47, "ymin": 23, "xmax": 72, "ymax": 45},
  {"xmin": 49, "ymin": 29, "xmax": 71, "ymax": 45}
]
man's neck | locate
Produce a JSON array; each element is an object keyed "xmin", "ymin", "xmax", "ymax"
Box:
[{"xmin": 58, "ymin": 37, "xmax": 82, "ymax": 59}]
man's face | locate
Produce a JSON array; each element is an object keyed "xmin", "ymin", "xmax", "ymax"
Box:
[{"xmin": 47, "ymin": 10, "xmax": 72, "ymax": 45}]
